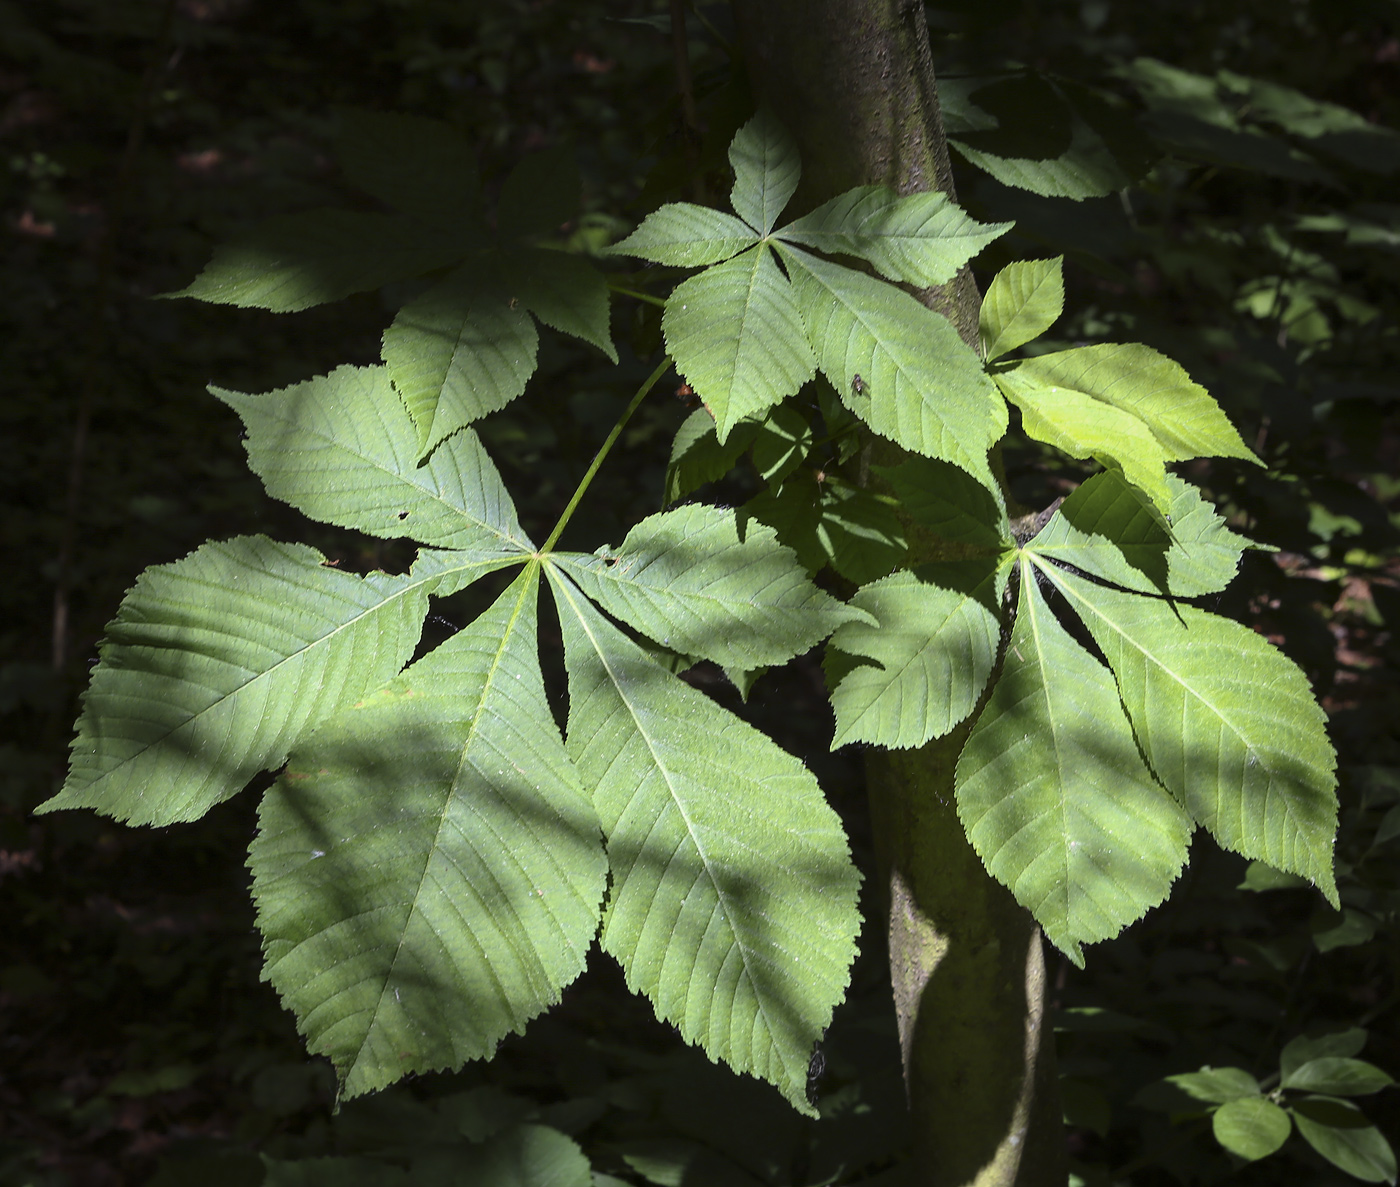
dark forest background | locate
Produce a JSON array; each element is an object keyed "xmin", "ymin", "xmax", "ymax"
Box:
[{"xmin": 1, "ymin": 1, "xmax": 1396, "ymax": 1184}]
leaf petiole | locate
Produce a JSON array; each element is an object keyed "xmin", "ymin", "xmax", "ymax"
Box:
[{"xmin": 540, "ymin": 355, "xmax": 673, "ymax": 554}]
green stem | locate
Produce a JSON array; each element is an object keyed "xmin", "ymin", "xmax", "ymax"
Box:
[
  {"xmin": 608, "ymin": 283, "xmax": 668, "ymax": 308},
  {"xmin": 540, "ymin": 356, "xmax": 673, "ymax": 554}
]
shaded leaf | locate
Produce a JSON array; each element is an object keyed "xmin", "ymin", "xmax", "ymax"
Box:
[
  {"xmin": 498, "ymin": 147, "xmax": 580, "ymax": 240},
  {"xmin": 169, "ymin": 211, "xmax": 460, "ymax": 313},
  {"xmin": 881, "ymin": 456, "xmax": 1011, "ymax": 551},
  {"xmin": 1042, "ymin": 566, "xmax": 1339, "ymax": 904},
  {"xmin": 780, "ymin": 245, "xmax": 1004, "ymax": 486},
  {"xmin": 548, "ymin": 571, "xmax": 861, "ymax": 1115},
  {"xmin": 743, "ymin": 476, "xmax": 907, "ymax": 584},
  {"xmin": 505, "ymin": 247, "xmax": 617, "ymax": 361},
  {"xmin": 555, "ymin": 504, "xmax": 866, "ymax": 671},
  {"xmin": 780, "ymin": 187, "xmax": 1010, "ymax": 287},
  {"xmin": 827, "ymin": 557, "xmax": 1009, "ymax": 749},
  {"xmin": 252, "ymin": 569, "xmax": 605, "ymax": 1100},
  {"xmin": 214, "ymin": 365, "xmax": 532, "ymax": 552},
  {"xmin": 663, "ymin": 409, "xmax": 761, "ymax": 506},
  {"xmin": 1292, "ymin": 1097, "xmax": 1397, "ymax": 1184},
  {"xmin": 980, "ymin": 257, "xmax": 1065, "ymax": 363},
  {"xmin": 381, "ymin": 268, "xmax": 539, "ymax": 455},
  {"xmin": 1212, "ymin": 1098, "xmax": 1291, "ymax": 1161},
  {"xmin": 752, "ymin": 403, "xmax": 812, "ymax": 485},
  {"xmin": 1283, "ymin": 1058, "xmax": 1394, "ymax": 1097},
  {"xmin": 956, "ymin": 557, "xmax": 1191, "ymax": 963},
  {"xmin": 39, "ymin": 537, "xmax": 430, "ymax": 826},
  {"xmin": 336, "ymin": 109, "xmax": 482, "ymax": 231},
  {"xmin": 1282, "ymin": 1030, "xmax": 1368, "ymax": 1079},
  {"xmin": 663, "ymin": 245, "xmax": 815, "ymax": 440}
]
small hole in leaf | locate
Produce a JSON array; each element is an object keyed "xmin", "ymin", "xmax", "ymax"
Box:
[{"xmin": 398, "ymin": 511, "xmax": 409, "ymax": 520}]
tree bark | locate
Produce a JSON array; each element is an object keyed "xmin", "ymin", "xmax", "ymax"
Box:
[{"xmin": 733, "ymin": 5, "xmax": 1066, "ymax": 1185}]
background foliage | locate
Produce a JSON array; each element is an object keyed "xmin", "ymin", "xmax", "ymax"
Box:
[{"xmin": 1, "ymin": 1, "xmax": 1396, "ymax": 1184}]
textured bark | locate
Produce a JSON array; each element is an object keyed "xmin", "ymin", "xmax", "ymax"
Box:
[{"xmin": 733, "ymin": 4, "xmax": 1066, "ymax": 1184}]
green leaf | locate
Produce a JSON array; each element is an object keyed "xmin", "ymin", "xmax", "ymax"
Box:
[
  {"xmin": 955, "ymin": 557, "xmax": 1191, "ymax": 964},
  {"xmin": 252, "ymin": 568, "xmax": 605, "ymax": 1100},
  {"xmin": 262, "ymin": 1155, "xmax": 406, "ymax": 1187},
  {"xmin": 979, "ymin": 258, "xmax": 1065, "ymax": 363},
  {"xmin": 548, "ymin": 570, "xmax": 861, "ymax": 1115},
  {"xmin": 554, "ymin": 505, "xmax": 866, "ymax": 671},
  {"xmin": 610, "ymin": 204, "xmax": 759, "ymax": 267},
  {"xmin": 1030, "ymin": 471, "xmax": 1256, "ymax": 597},
  {"xmin": 743, "ymin": 475, "xmax": 907, "ymax": 584},
  {"xmin": 498, "ymin": 147, "xmax": 580, "ymax": 240},
  {"xmin": 780, "ymin": 245, "xmax": 1005, "ymax": 487},
  {"xmin": 440, "ymin": 1124, "xmax": 593, "ymax": 1187},
  {"xmin": 213, "ymin": 365, "xmax": 533, "ymax": 552},
  {"xmin": 1282, "ymin": 1030, "xmax": 1368, "ymax": 1079},
  {"xmin": 751, "ymin": 403, "xmax": 812, "ymax": 485},
  {"xmin": 1292, "ymin": 1097, "xmax": 1397, "ymax": 1184},
  {"xmin": 504, "ymin": 247, "xmax": 617, "ymax": 361},
  {"xmin": 169, "ymin": 211, "xmax": 462, "ymax": 312},
  {"xmin": 1283, "ymin": 1058, "xmax": 1394, "ymax": 1097},
  {"xmin": 881, "ymin": 456, "xmax": 1011, "ymax": 551},
  {"xmin": 827, "ymin": 557, "xmax": 1008, "ymax": 749},
  {"xmin": 663, "ymin": 409, "xmax": 760, "ymax": 507},
  {"xmin": 1041, "ymin": 566, "xmax": 1339, "ymax": 904},
  {"xmin": 1166, "ymin": 1066, "xmax": 1262, "ymax": 1104},
  {"xmin": 381, "ymin": 267, "xmax": 539, "ymax": 456},
  {"xmin": 779, "ymin": 187, "xmax": 1011, "ymax": 287},
  {"xmin": 1314, "ymin": 907, "xmax": 1378, "ymax": 952},
  {"xmin": 729, "ymin": 109, "xmax": 800, "ymax": 236},
  {"xmin": 335, "ymin": 110, "xmax": 482, "ymax": 231},
  {"xmin": 995, "ymin": 344, "xmax": 1259, "ymax": 510},
  {"xmin": 1212, "ymin": 1097, "xmax": 1291, "ymax": 1161},
  {"xmin": 1239, "ymin": 860, "xmax": 1308, "ymax": 892},
  {"xmin": 38, "ymin": 537, "xmax": 431, "ymax": 827},
  {"xmin": 662, "ymin": 245, "xmax": 815, "ymax": 440}
]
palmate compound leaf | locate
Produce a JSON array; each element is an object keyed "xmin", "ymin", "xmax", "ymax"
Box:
[
  {"xmin": 1038, "ymin": 563, "xmax": 1340, "ymax": 904},
  {"xmin": 335, "ymin": 109, "xmax": 483, "ymax": 231},
  {"xmin": 979, "ymin": 257, "xmax": 1065, "ymax": 363},
  {"xmin": 827, "ymin": 556, "xmax": 1009, "ymax": 749},
  {"xmin": 251, "ymin": 566, "xmax": 606, "ymax": 1100},
  {"xmin": 38, "ymin": 537, "xmax": 433, "ymax": 827},
  {"xmin": 381, "ymin": 266, "xmax": 540, "ymax": 457},
  {"xmin": 501, "ymin": 246, "xmax": 618, "ymax": 362},
  {"xmin": 728, "ymin": 108, "xmax": 801, "ymax": 236},
  {"xmin": 993, "ymin": 343, "xmax": 1259, "ymax": 512},
  {"xmin": 880, "ymin": 455, "xmax": 1012, "ymax": 551},
  {"xmin": 955, "ymin": 555, "xmax": 1192, "ymax": 964},
  {"xmin": 1029, "ymin": 470, "xmax": 1260, "ymax": 597},
  {"xmin": 554, "ymin": 504, "xmax": 869, "ymax": 672},
  {"xmin": 778, "ymin": 187, "xmax": 1012, "ymax": 288},
  {"xmin": 547, "ymin": 569, "xmax": 861, "ymax": 1115},
  {"xmin": 662, "ymin": 245, "xmax": 816, "ymax": 441},
  {"xmin": 213, "ymin": 364, "xmax": 534, "ymax": 554},
  {"xmin": 167, "ymin": 210, "xmax": 466, "ymax": 313},
  {"xmin": 609, "ymin": 204, "xmax": 760, "ymax": 268},
  {"xmin": 778, "ymin": 243, "xmax": 1005, "ymax": 488},
  {"xmin": 663, "ymin": 408, "xmax": 763, "ymax": 507}
]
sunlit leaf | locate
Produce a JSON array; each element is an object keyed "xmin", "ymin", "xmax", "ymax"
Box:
[
  {"xmin": 1041, "ymin": 565, "xmax": 1338, "ymax": 904},
  {"xmin": 610, "ymin": 205, "xmax": 759, "ymax": 267},
  {"xmin": 1212, "ymin": 1098, "xmax": 1291, "ymax": 1161},
  {"xmin": 729, "ymin": 109, "xmax": 800, "ymax": 235},
  {"xmin": 956, "ymin": 557, "xmax": 1191, "ymax": 963},
  {"xmin": 252, "ymin": 569, "xmax": 605, "ymax": 1099},
  {"xmin": 39, "ymin": 537, "xmax": 431, "ymax": 826},
  {"xmin": 663, "ymin": 245, "xmax": 815, "ymax": 440},
  {"xmin": 980, "ymin": 257, "xmax": 1064, "ymax": 362},
  {"xmin": 549, "ymin": 570, "xmax": 860, "ymax": 1115}
]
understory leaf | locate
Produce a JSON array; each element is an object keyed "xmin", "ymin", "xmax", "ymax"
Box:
[
  {"xmin": 40, "ymin": 537, "xmax": 430, "ymax": 826},
  {"xmin": 252, "ymin": 568, "xmax": 605, "ymax": 1100},
  {"xmin": 556, "ymin": 505, "xmax": 866, "ymax": 671},
  {"xmin": 780, "ymin": 245, "xmax": 1005, "ymax": 486},
  {"xmin": 779, "ymin": 186, "xmax": 1010, "ymax": 287},
  {"xmin": 881, "ymin": 456, "xmax": 1011, "ymax": 551},
  {"xmin": 1042, "ymin": 565, "xmax": 1338, "ymax": 904},
  {"xmin": 827, "ymin": 557, "xmax": 1008, "ymax": 749},
  {"xmin": 1029, "ymin": 470, "xmax": 1255, "ymax": 597},
  {"xmin": 504, "ymin": 247, "xmax": 617, "ymax": 361},
  {"xmin": 548, "ymin": 570, "xmax": 861, "ymax": 1115},
  {"xmin": 1291, "ymin": 1097, "xmax": 1397, "ymax": 1184},
  {"xmin": 214, "ymin": 364, "xmax": 533, "ymax": 552},
  {"xmin": 169, "ymin": 211, "xmax": 462, "ymax": 312},
  {"xmin": 663, "ymin": 409, "xmax": 761, "ymax": 506},
  {"xmin": 728, "ymin": 108, "xmax": 800, "ymax": 235},
  {"xmin": 381, "ymin": 267, "xmax": 539, "ymax": 456},
  {"xmin": 335, "ymin": 109, "xmax": 483, "ymax": 231},
  {"xmin": 980, "ymin": 257, "xmax": 1065, "ymax": 362},
  {"xmin": 662, "ymin": 245, "xmax": 815, "ymax": 440},
  {"xmin": 1213, "ymin": 1098, "xmax": 1291, "ymax": 1161},
  {"xmin": 995, "ymin": 344, "xmax": 1256, "ymax": 510},
  {"xmin": 956, "ymin": 557, "xmax": 1191, "ymax": 964},
  {"xmin": 610, "ymin": 204, "xmax": 759, "ymax": 267},
  {"xmin": 743, "ymin": 475, "xmax": 907, "ymax": 584}
]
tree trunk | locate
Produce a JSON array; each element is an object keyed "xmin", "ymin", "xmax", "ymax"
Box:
[{"xmin": 732, "ymin": 5, "xmax": 1066, "ymax": 1185}]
